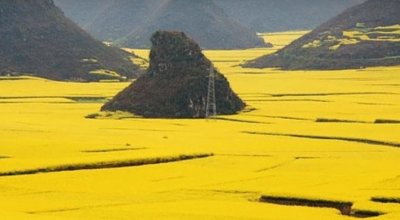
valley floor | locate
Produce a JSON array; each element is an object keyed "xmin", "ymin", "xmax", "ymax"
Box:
[{"xmin": 0, "ymin": 32, "xmax": 399, "ymax": 219}]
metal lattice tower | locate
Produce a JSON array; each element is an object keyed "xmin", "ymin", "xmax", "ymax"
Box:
[{"xmin": 205, "ymin": 64, "xmax": 217, "ymax": 118}]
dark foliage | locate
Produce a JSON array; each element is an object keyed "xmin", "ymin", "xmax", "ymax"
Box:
[{"xmin": 260, "ymin": 195, "xmax": 353, "ymax": 215}]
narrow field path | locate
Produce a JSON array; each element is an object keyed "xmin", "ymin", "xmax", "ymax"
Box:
[
  {"xmin": 0, "ymin": 153, "xmax": 213, "ymax": 177},
  {"xmin": 243, "ymin": 131, "xmax": 400, "ymax": 148}
]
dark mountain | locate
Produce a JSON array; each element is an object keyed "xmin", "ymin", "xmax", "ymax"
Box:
[
  {"xmin": 214, "ymin": 0, "xmax": 365, "ymax": 32},
  {"xmin": 244, "ymin": 0, "xmax": 400, "ymax": 70},
  {"xmin": 54, "ymin": 0, "xmax": 268, "ymax": 49},
  {"xmin": 102, "ymin": 31, "xmax": 245, "ymax": 118},
  {"xmin": 0, "ymin": 0, "xmax": 141, "ymax": 81}
]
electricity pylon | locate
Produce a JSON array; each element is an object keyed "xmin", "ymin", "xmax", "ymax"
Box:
[{"xmin": 206, "ymin": 64, "xmax": 217, "ymax": 118}]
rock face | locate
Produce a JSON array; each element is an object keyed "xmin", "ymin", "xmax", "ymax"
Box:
[
  {"xmin": 244, "ymin": 0, "xmax": 400, "ymax": 70},
  {"xmin": 54, "ymin": 0, "xmax": 268, "ymax": 49},
  {"xmin": 102, "ymin": 31, "xmax": 245, "ymax": 118},
  {"xmin": 0, "ymin": 0, "xmax": 140, "ymax": 81}
]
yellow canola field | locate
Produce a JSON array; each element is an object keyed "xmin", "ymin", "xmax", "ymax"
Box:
[{"xmin": 0, "ymin": 32, "xmax": 400, "ymax": 219}]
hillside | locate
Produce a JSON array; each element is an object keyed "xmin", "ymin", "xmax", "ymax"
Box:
[
  {"xmin": 119, "ymin": 0, "xmax": 267, "ymax": 49},
  {"xmin": 244, "ymin": 0, "xmax": 400, "ymax": 70},
  {"xmin": 214, "ymin": 0, "xmax": 365, "ymax": 32},
  {"xmin": 55, "ymin": 0, "xmax": 268, "ymax": 49},
  {"xmin": 102, "ymin": 31, "xmax": 245, "ymax": 118},
  {"xmin": 0, "ymin": 0, "xmax": 141, "ymax": 81}
]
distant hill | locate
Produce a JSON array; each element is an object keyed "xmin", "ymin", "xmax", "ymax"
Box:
[
  {"xmin": 118, "ymin": 0, "xmax": 267, "ymax": 49},
  {"xmin": 244, "ymin": 0, "xmax": 400, "ymax": 70},
  {"xmin": 54, "ymin": 0, "xmax": 268, "ymax": 49},
  {"xmin": 214, "ymin": 0, "xmax": 365, "ymax": 32},
  {"xmin": 85, "ymin": 0, "xmax": 168, "ymax": 42},
  {"xmin": 55, "ymin": 0, "xmax": 167, "ymax": 41},
  {"xmin": 0, "ymin": 0, "xmax": 141, "ymax": 81}
]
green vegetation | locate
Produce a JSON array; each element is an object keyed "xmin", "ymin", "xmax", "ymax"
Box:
[
  {"xmin": 82, "ymin": 147, "xmax": 146, "ymax": 153},
  {"xmin": 66, "ymin": 96, "xmax": 109, "ymax": 103},
  {"xmin": 260, "ymin": 195, "xmax": 384, "ymax": 218},
  {"xmin": 85, "ymin": 111, "xmax": 139, "ymax": 120},
  {"xmin": 0, "ymin": 96, "xmax": 109, "ymax": 103},
  {"xmin": 0, "ymin": 154, "xmax": 213, "ymax": 177},
  {"xmin": 315, "ymin": 118, "xmax": 368, "ymax": 123},
  {"xmin": 0, "ymin": 77, "xmax": 30, "ymax": 81},
  {"xmin": 243, "ymin": 132, "xmax": 400, "ymax": 148},
  {"xmin": 213, "ymin": 117, "xmax": 266, "ymax": 124},
  {"xmin": 374, "ymin": 119, "xmax": 400, "ymax": 124},
  {"xmin": 89, "ymin": 69, "xmax": 126, "ymax": 81},
  {"xmin": 351, "ymin": 210, "xmax": 384, "ymax": 218},
  {"xmin": 259, "ymin": 195, "xmax": 353, "ymax": 215},
  {"xmin": 371, "ymin": 197, "xmax": 400, "ymax": 204}
]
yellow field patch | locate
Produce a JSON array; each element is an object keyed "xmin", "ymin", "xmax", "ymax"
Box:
[
  {"xmin": 0, "ymin": 32, "xmax": 400, "ymax": 219},
  {"xmin": 259, "ymin": 31, "xmax": 309, "ymax": 49}
]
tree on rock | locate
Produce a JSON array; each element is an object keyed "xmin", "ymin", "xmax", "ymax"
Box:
[{"xmin": 101, "ymin": 31, "xmax": 245, "ymax": 118}]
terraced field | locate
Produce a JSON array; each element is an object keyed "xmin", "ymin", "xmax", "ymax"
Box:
[
  {"xmin": 0, "ymin": 32, "xmax": 399, "ymax": 219},
  {"xmin": 303, "ymin": 24, "xmax": 400, "ymax": 51}
]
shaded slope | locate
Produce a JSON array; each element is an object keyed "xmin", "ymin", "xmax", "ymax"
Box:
[
  {"xmin": 53, "ymin": 0, "xmax": 115, "ymax": 28},
  {"xmin": 244, "ymin": 0, "xmax": 400, "ymax": 70},
  {"xmin": 56, "ymin": 0, "xmax": 168, "ymax": 41},
  {"xmin": 102, "ymin": 31, "xmax": 245, "ymax": 118},
  {"xmin": 0, "ymin": 0, "xmax": 140, "ymax": 81},
  {"xmin": 85, "ymin": 0, "xmax": 168, "ymax": 41}
]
